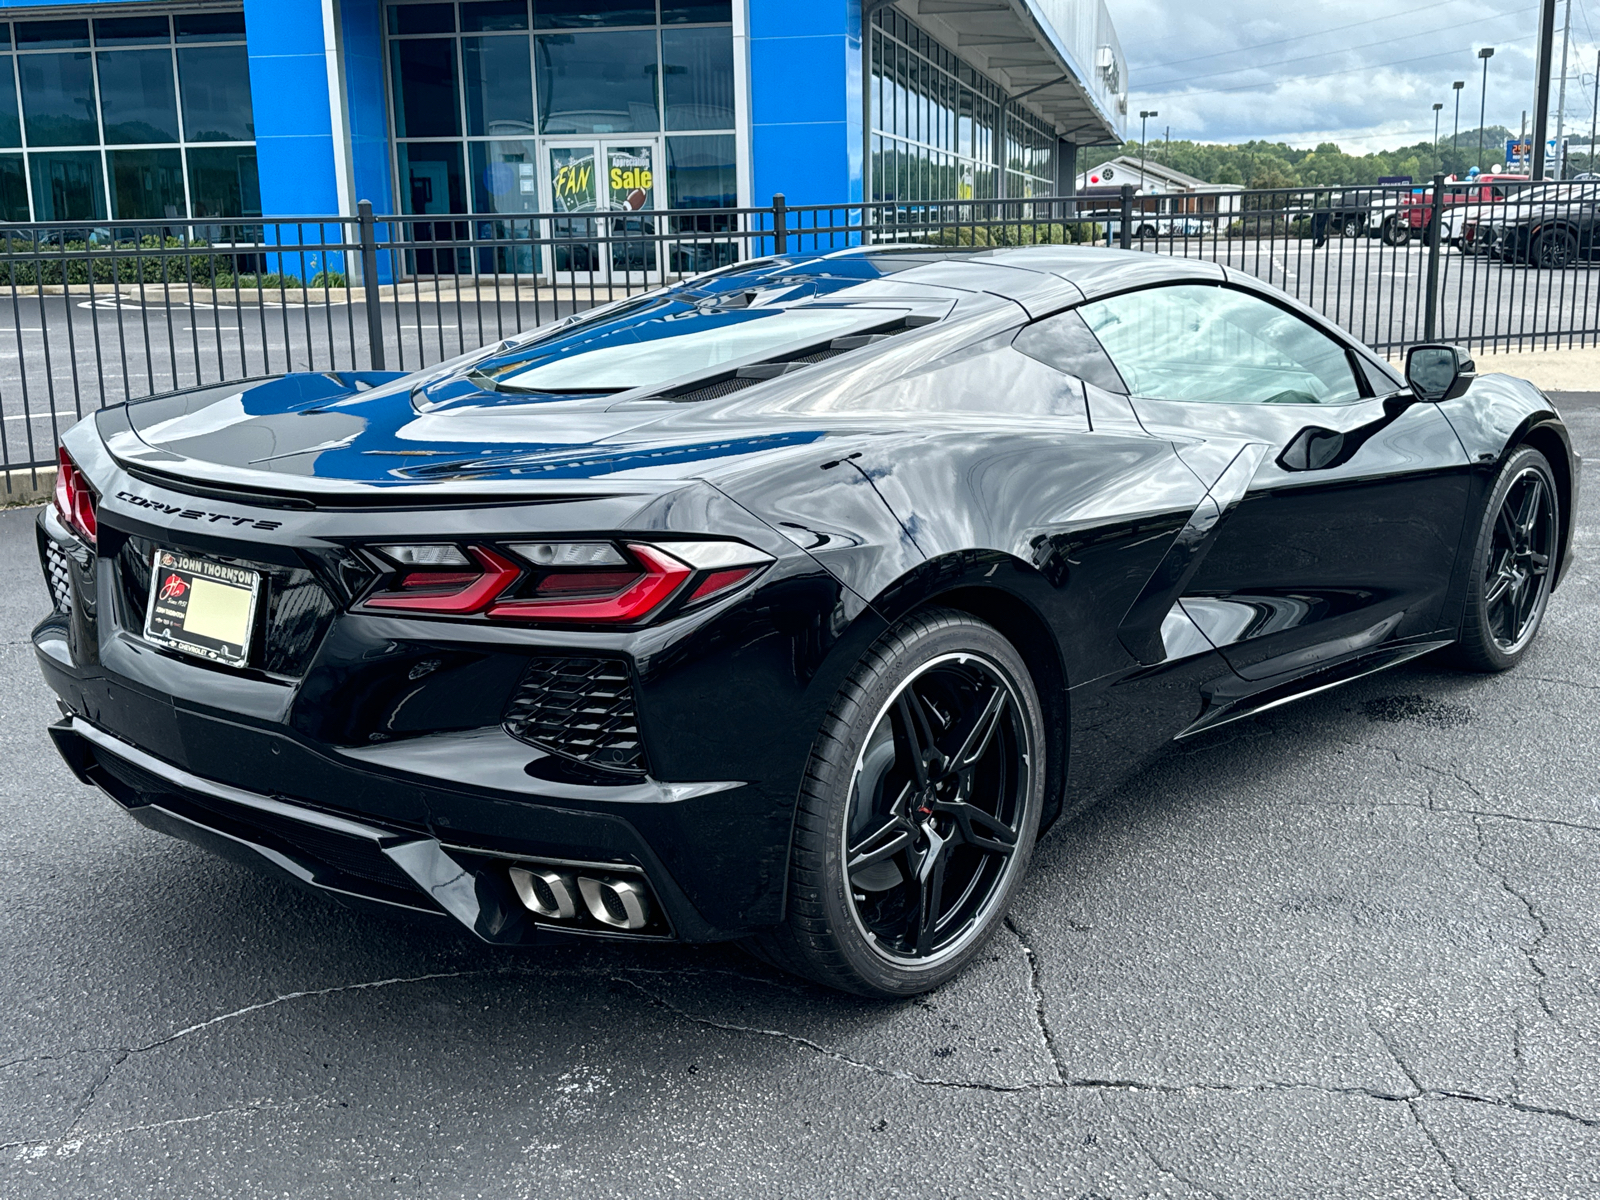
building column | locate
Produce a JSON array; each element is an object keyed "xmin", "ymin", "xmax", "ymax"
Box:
[
  {"xmin": 243, "ymin": 0, "xmax": 345, "ymax": 216},
  {"xmin": 746, "ymin": 0, "xmax": 864, "ymax": 206},
  {"xmin": 1056, "ymin": 137, "xmax": 1077, "ymax": 215}
]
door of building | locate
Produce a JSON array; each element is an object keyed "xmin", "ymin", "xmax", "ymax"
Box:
[{"xmin": 545, "ymin": 140, "xmax": 662, "ymax": 285}]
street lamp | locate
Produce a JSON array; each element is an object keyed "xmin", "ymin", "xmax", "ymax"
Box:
[
  {"xmin": 1477, "ymin": 47, "xmax": 1495, "ymax": 172},
  {"xmin": 1139, "ymin": 110, "xmax": 1158, "ymax": 190},
  {"xmin": 1453, "ymin": 80, "xmax": 1465, "ymax": 151},
  {"xmin": 1433, "ymin": 102, "xmax": 1444, "ymax": 150}
]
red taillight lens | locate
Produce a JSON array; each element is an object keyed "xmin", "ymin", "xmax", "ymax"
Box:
[
  {"xmin": 53, "ymin": 447, "xmax": 97, "ymax": 546},
  {"xmin": 488, "ymin": 544, "xmax": 692, "ymax": 623},
  {"xmin": 686, "ymin": 566, "xmax": 756, "ymax": 604},
  {"xmin": 363, "ymin": 546, "xmax": 521, "ymax": 613}
]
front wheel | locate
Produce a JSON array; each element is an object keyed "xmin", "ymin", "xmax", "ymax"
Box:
[
  {"xmin": 1381, "ymin": 216, "xmax": 1412, "ymax": 247},
  {"xmin": 1533, "ymin": 228, "xmax": 1579, "ymax": 269},
  {"xmin": 1449, "ymin": 446, "xmax": 1560, "ymax": 672},
  {"xmin": 747, "ymin": 609, "xmax": 1046, "ymax": 997}
]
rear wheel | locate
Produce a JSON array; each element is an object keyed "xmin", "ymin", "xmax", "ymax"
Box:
[
  {"xmin": 748, "ymin": 609, "xmax": 1046, "ymax": 997},
  {"xmin": 1381, "ymin": 215, "xmax": 1412, "ymax": 247},
  {"xmin": 1450, "ymin": 447, "xmax": 1560, "ymax": 672},
  {"xmin": 1533, "ymin": 227, "xmax": 1579, "ymax": 269}
]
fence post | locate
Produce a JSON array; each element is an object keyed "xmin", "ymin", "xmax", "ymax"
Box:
[
  {"xmin": 772, "ymin": 193, "xmax": 788, "ymax": 255},
  {"xmin": 1119, "ymin": 184, "xmax": 1133, "ymax": 249},
  {"xmin": 358, "ymin": 199, "xmax": 385, "ymax": 370},
  {"xmin": 1422, "ymin": 172, "xmax": 1444, "ymax": 342}
]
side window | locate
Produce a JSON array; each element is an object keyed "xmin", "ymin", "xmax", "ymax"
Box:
[
  {"xmin": 1013, "ymin": 308, "xmax": 1128, "ymax": 394},
  {"xmin": 1079, "ymin": 284, "xmax": 1365, "ymax": 405}
]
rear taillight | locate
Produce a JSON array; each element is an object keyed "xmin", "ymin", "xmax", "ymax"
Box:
[
  {"xmin": 358, "ymin": 539, "xmax": 771, "ymax": 625},
  {"xmin": 53, "ymin": 447, "xmax": 97, "ymax": 546}
]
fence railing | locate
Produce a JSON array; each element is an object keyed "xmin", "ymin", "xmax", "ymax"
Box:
[{"xmin": 4, "ymin": 179, "xmax": 1598, "ymax": 485}]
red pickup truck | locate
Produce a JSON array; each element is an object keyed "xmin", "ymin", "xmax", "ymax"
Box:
[{"xmin": 1390, "ymin": 175, "xmax": 1528, "ymax": 243}]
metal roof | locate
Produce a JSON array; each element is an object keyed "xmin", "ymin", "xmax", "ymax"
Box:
[{"xmin": 890, "ymin": 0, "xmax": 1128, "ymax": 144}]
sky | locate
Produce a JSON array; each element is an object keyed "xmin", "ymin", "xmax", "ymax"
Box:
[{"xmin": 1118, "ymin": 0, "xmax": 1599, "ymax": 153}]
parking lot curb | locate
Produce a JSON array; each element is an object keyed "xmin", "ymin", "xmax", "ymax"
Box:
[{"xmin": 3, "ymin": 465, "xmax": 53, "ymax": 507}]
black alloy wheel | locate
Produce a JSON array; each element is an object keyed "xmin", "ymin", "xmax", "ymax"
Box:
[
  {"xmin": 1534, "ymin": 227, "xmax": 1579, "ymax": 269},
  {"xmin": 748, "ymin": 609, "xmax": 1045, "ymax": 996},
  {"xmin": 1451, "ymin": 446, "xmax": 1560, "ymax": 672}
]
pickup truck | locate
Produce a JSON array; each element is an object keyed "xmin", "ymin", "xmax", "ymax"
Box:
[{"xmin": 1383, "ymin": 175, "xmax": 1529, "ymax": 247}]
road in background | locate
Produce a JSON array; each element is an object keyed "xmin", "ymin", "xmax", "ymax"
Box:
[{"xmin": 0, "ymin": 399, "xmax": 1595, "ymax": 1196}]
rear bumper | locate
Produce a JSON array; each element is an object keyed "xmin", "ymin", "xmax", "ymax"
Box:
[{"xmin": 50, "ymin": 713, "xmax": 702, "ymax": 944}]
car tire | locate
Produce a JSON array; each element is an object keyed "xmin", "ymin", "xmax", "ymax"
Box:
[
  {"xmin": 1448, "ymin": 446, "xmax": 1560, "ymax": 673},
  {"xmin": 1136, "ymin": 224, "xmax": 1156, "ymax": 238},
  {"xmin": 746, "ymin": 608, "xmax": 1046, "ymax": 997},
  {"xmin": 1534, "ymin": 228, "xmax": 1579, "ymax": 269},
  {"xmin": 1381, "ymin": 216, "xmax": 1411, "ymax": 247}
]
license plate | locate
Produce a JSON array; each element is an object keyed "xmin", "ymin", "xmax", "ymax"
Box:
[{"xmin": 143, "ymin": 549, "xmax": 261, "ymax": 668}]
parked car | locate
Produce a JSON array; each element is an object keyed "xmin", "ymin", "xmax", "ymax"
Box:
[
  {"xmin": 1103, "ymin": 214, "xmax": 1205, "ymax": 239},
  {"xmin": 1480, "ymin": 191, "xmax": 1600, "ymax": 267},
  {"xmin": 35, "ymin": 247, "xmax": 1580, "ymax": 997}
]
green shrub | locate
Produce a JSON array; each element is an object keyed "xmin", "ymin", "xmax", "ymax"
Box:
[
  {"xmin": 927, "ymin": 220, "xmax": 1103, "ymax": 248},
  {"xmin": 309, "ymin": 270, "xmax": 348, "ymax": 288}
]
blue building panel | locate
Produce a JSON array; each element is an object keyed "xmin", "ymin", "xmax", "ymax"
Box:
[{"xmin": 243, "ymin": 0, "xmax": 339, "ymax": 217}]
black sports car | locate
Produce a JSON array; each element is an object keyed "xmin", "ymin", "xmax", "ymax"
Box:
[{"xmin": 34, "ymin": 247, "xmax": 1580, "ymax": 997}]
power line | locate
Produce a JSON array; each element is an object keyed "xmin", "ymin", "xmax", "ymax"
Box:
[
  {"xmin": 1145, "ymin": 6, "xmax": 1537, "ymax": 89},
  {"xmin": 1138, "ymin": 32, "xmax": 1538, "ymax": 101},
  {"xmin": 1141, "ymin": 0, "xmax": 1488, "ymax": 71}
]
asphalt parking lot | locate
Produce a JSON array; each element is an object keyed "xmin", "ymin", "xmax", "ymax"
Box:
[{"xmin": 1, "ymin": 394, "xmax": 1597, "ymax": 1199}]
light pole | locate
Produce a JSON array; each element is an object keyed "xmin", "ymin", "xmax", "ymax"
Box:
[
  {"xmin": 1478, "ymin": 47, "xmax": 1495, "ymax": 172},
  {"xmin": 1592, "ymin": 51, "xmax": 1599, "ymax": 172},
  {"xmin": 1433, "ymin": 102, "xmax": 1443, "ymax": 150},
  {"xmin": 1453, "ymin": 80, "xmax": 1465, "ymax": 152},
  {"xmin": 1139, "ymin": 110, "xmax": 1157, "ymax": 184}
]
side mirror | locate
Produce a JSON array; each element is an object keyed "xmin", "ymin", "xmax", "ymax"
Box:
[{"xmin": 1404, "ymin": 343, "xmax": 1476, "ymax": 402}]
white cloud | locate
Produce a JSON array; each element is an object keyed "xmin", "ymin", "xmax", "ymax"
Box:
[{"xmin": 1116, "ymin": 0, "xmax": 1592, "ymax": 151}]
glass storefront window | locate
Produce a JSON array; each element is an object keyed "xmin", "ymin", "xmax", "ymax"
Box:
[
  {"xmin": 0, "ymin": 59, "xmax": 18, "ymax": 147},
  {"xmin": 30, "ymin": 149, "xmax": 106, "ymax": 221},
  {"xmin": 16, "ymin": 21, "xmax": 90, "ymax": 51},
  {"xmin": 391, "ymin": 38, "xmax": 460, "ymax": 138},
  {"xmin": 178, "ymin": 46, "xmax": 254, "ymax": 141},
  {"xmin": 661, "ymin": 27, "xmax": 731, "ymax": 131},
  {"xmin": 665, "ymin": 134, "xmax": 733, "ymax": 207},
  {"xmin": 109, "ymin": 147, "xmax": 186, "ymax": 218},
  {"xmin": 94, "ymin": 17, "xmax": 172, "ymax": 47},
  {"xmin": 399, "ymin": 141, "xmax": 466, "ymax": 213},
  {"xmin": 389, "ymin": 4, "xmax": 456, "ymax": 35},
  {"xmin": 462, "ymin": 1, "xmax": 529, "ymax": 31},
  {"xmin": 188, "ymin": 146, "xmax": 260, "ymax": 217},
  {"xmin": 98, "ymin": 50, "xmax": 181, "ymax": 144},
  {"xmin": 470, "ymin": 138, "xmax": 538, "ymax": 212},
  {"xmin": 463, "ymin": 36, "xmax": 533, "ymax": 136},
  {"xmin": 20, "ymin": 52, "xmax": 98, "ymax": 148},
  {"xmin": 174, "ymin": 13, "xmax": 248, "ymax": 42},
  {"xmin": 534, "ymin": 0, "xmax": 654, "ymax": 30},
  {"xmin": 0, "ymin": 153, "xmax": 27, "ymax": 220},
  {"xmin": 535, "ymin": 31, "xmax": 658, "ymax": 134},
  {"xmin": 661, "ymin": 2, "xmax": 732, "ymax": 22}
]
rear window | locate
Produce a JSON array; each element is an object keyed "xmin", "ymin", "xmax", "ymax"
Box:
[{"xmin": 476, "ymin": 307, "xmax": 901, "ymax": 393}]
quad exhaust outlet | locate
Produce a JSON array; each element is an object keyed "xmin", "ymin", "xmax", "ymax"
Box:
[{"xmin": 509, "ymin": 864, "xmax": 653, "ymax": 931}]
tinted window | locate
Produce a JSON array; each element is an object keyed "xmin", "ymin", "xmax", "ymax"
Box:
[
  {"xmin": 470, "ymin": 138, "xmax": 538, "ymax": 213},
  {"xmin": 536, "ymin": 31, "xmax": 658, "ymax": 133},
  {"xmin": 1080, "ymin": 285, "xmax": 1363, "ymax": 405},
  {"xmin": 1013, "ymin": 308, "xmax": 1127, "ymax": 394},
  {"xmin": 98, "ymin": 50, "xmax": 181, "ymax": 144},
  {"xmin": 178, "ymin": 46, "xmax": 255, "ymax": 140},
  {"xmin": 95, "ymin": 16, "xmax": 171, "ymax": 45},
  {"xmin": 391, "ymin": 39, "xmax": 459, "ymax": 138},
  {"xmin": 16, "ymin": 20, "xmax": 90, "ymax": 49},
  {"xmin": 0, "ymin": 59, "xmax": 19, "ymax": 148},
  {"xmin": 187, "ymin": 145, "xmax": 260, "ymax": 217},
  {"xmin": 463, "ymin": 36, "xmax": 532, "ymax": 135},
  {"xmin": 398, "ymin": 141, "xmax": 465, "ymax": 213},
  {"xmin": 20, "ymin": 53, "xmax": 98, "ymax": 147},
  {"xmin": 661, "ymin": 1, "xmax": 733, "ymax": 21},
  {"xmin": 534, "ymin": 0, "xmax": 655, "ymax": 29},
  {"xmin": 109, "ymin": 148, "xmax": 186, "ymax": 218},
  {"xmin": 30, "ymin": 150, "xmax": 106, "ymax": 221},
  {"xmin": 666, "ymin": 133, "xmax": 735, "ymax": 207},
  {"xmin": 0, "ymin": 154, "xmax": 27, "ymax": 220},
  {"xmin": 462, "ymin": 1, "xmax": 529, "ymax": 30},
  {"xmin": 662, "ymin": 26, "xmax": 733, "ymax": 130},
  {"xmin": 174, "ymin": 12, "xmax": 247, "ymax": 41},
  {"xmin": 388, "ymin": 4, "xmax": 456, "ymax": 34}
]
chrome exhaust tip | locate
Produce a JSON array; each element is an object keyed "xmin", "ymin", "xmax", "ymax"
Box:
[
  {"xmin": 508, "ymin": 865, "xmax": 578, "ymax": 920},
  {"xmin": 578, "ymin": 875, "xmax": 651, "ymax": 931},
  {"xmin": 506, "ymin": 863, "xmax": 655, "ymax": 933}
]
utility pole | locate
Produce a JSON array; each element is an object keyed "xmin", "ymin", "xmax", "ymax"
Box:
[
  {"xmin": 1478, "ymin": 47, "xmax": 1496, "ymax": 172},
  {"xmin": 1453, "ymin": 80, "xmax": 1465, "ymax": 151},
  {"xmin": 1554, "ymin": 0, "xmax": 1573, "ymax": 178},
  {"xmin": 1532, "ymin": 0, "xmax": 1556, "ymax": 178},
  {"xmin": 1591, "ymin": 50, "xmax": 1599, "ymax": 172}
]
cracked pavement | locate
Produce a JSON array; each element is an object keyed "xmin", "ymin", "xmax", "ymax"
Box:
[{"xmin": 1, "ymin": 393, "xmax": 1597, "ymax": 1198}]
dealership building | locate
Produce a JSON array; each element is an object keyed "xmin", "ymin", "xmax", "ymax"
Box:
[{"xmin": 0, "ymin": 0, "xmax": 1126, "ymax": 233}]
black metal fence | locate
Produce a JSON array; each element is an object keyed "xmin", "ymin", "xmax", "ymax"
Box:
[{"xmin": 4, "ymin": 178, "xmax": 1599, "ymax": 485}]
